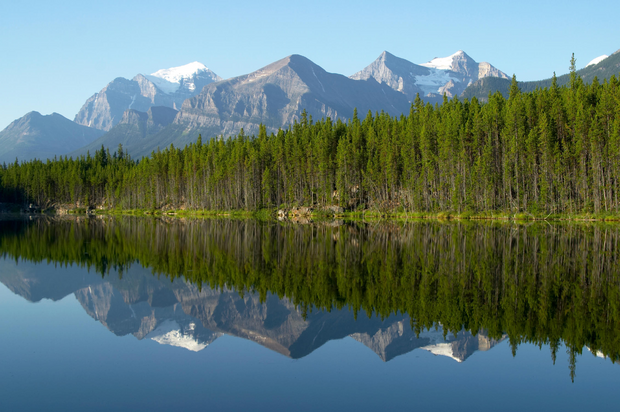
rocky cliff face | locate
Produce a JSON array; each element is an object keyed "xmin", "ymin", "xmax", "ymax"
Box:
[
  {"xmin": 74, "ymin": 77, "xmax": 159, "ymax": 132},
  {"xmin": 174, "ymin": 54, "xmax": 411, "ymax": 138},
  {"xmin": 350, "ymin": 319, "xmax": 424, "ymax": 361},
  {"xmin": 352, "ymin": 50, "xmax": 509, "ymax": 101},
  {"xmin": 69, "ymin": 106, "xmax": 179, "ymax": 158},
  {"xmin": 74, "ymin": 63, "xmax": 221, "ymax": 132},
  {"xmin": 350, "ymin": 51, "xmax": 430, "ymax": 102}
]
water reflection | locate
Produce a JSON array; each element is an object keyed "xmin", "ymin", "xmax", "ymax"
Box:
[
  {"xmin": 1, "ymin": 215, "xmax": 619, "ymax": 376},
  {"xmin": 0, "ymin": 258, "xmax": 503, "ymax": 362}
]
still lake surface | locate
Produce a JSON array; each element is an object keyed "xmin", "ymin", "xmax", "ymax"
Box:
[{"xmin": 1, "ymin": 215, "xmax": 619, "ymax": 411}]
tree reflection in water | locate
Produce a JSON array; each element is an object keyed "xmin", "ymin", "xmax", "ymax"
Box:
[{"xmin": 1, "ymin": 216, "xmax": 619, "ymax": 381}]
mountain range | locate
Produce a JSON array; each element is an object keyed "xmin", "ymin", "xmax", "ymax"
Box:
[{"xmin": 1, "ymin": 48, "xmax": 618, "ymax": 163}]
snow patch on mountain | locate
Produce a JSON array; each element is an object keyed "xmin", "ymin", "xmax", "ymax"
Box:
[
  {"xmin": 147, "ymin": 319, "xmax": 208, "ymax": 352},
  {"xmin": 586, "ymin": 55, "xmax": 609, "ymax": 67},
  {"xmin": 144, "ymin": 62, "xmax": 210, "ymax": 94},
  {"xmin": 414, "ymin": 69, "xmax": 458, "ymax": 96},
  {"xmin": 420, "ymin": 51, "xmax": 465, "ymax": 71}
]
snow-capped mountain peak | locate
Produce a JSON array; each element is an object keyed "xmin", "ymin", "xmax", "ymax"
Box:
[
  {"xmin": 420, "ymin": 51, "xmax": 467, "ymax": 71},
  {"xmin": 150, "ymin": 61, "xmax": 209, "ymax": 83},
  {"xmin": 144, "ymin": 62, "xmax": 215, "ymax": 94},
  {"xmin": 586, "ymin": 55, "xmax": 609, "ymax": 68},
  {"xmin": 351, "ymin": 50, "xmax": 508, "ymax": 103}
]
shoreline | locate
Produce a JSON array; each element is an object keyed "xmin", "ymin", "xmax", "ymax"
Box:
[{"xmin": 5, "ymin": 203, "xmax": 620, "ymax": 223}]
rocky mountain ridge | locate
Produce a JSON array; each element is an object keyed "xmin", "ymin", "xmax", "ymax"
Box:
[
  {"xmin": 173, "ymin": 54, "xmax": 412, "ymax": 137},
  {"xmin": 351, "ymin": 50, "xmax": 509, "ymax": 101},
  {"xmin": 74, "ymin": 62, "xmax": 221, "ymax": 132},
  {"xmin": 69, "ymin": 106, "xmax": 178, "ymax": 158}
]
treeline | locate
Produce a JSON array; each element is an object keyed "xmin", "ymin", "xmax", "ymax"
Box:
[
  {"xmin": 2, "ymin": 217, "xmax": 620, "ymax": 371},
  {"xmin": 2, "ymin": 71, "xmax": 620, "ymax": 214}
]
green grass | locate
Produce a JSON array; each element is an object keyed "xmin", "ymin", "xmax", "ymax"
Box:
[{"xmin": 48, "ymin": 204, "xmax": 620, "ymax": 224}]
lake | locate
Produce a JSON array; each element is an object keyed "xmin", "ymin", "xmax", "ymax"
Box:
[{"xmin": 1, "ymin": 216, "xmax": 619, "ymax": 411}]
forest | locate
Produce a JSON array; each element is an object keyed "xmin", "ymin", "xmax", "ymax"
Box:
[{"xmin": 1, "ymin": 68, "xmax": 620, "ymax": 215}]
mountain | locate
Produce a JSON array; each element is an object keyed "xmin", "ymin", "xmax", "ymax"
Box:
[
  {"xmin": 349, "ymin": 51, "xmax": 431, "ymax": 101},
  {"xmin": 69, "ymin": 106, "xmax": 178, "ymax": 158},
  {"xmin": 463, "ymin": 48, "xmax": 620, "ymax": 101},
  {"xmin": 351, "ymin": 50, "xmax": 509, "ymax": 102},
  {"xmin": 158, "ymin": 54, "xmax": 412, "ymax": 149},
  {"xmin": 0, "ymin": 111, "xmax": 104, "ymax": 164},
  {"xmin": 74, "ymin": 62, "xmax": 221, "ymax": 132},
  {"xmin": 587, "ymin": 55, "xmax": 609, "ymax": 67},
  {"xmin": 91, "ymin": 54, "xmax": 413, "ymax": 159},
  {"xmin": 75, "ymin": 282, "xmax": 223, "ymax": 351}
]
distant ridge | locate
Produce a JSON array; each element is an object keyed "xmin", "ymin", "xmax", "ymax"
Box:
[
  {"xmin": 0, "ymin": 112, "xmax": 104, "ymax": 163},
  {"xmin": 463, "ymin": 50, "xmax": 620, "ymax": 101}
]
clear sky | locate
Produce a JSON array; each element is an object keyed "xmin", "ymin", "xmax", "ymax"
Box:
[{"xmin": 1, "ymin": 0, "xmax": 618, "ymax": 130}]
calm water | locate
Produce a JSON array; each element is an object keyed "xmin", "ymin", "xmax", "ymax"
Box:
[{"xmin": 1, "ymin": 216, "xmax": 619, "ymax": 411}]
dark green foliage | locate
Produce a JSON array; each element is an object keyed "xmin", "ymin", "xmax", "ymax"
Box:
[
  {"xmin": 461, "ymin": 77, "xmax": 512, "ymax": 101},
  {"xmin": 2, "ymin": 74, "xmax": 620, "ymax": 215}
]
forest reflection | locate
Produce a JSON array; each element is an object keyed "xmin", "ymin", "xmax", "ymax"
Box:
[{"xmin": 1, "ymin": 216, "xmax": 619, "ymax": 379}]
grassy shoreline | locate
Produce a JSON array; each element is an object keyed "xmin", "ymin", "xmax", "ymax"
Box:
[
  {"xmin": 4, "ymin": 201, "xmax": 620, "ymax": 222},
  {"xmin": 53, "ymin": 206, "xmax": 620, "ymax": 222}
]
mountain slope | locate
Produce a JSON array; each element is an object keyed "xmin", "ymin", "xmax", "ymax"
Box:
[
  {"xmin": 461, "ymin": 77, "xmax": 512, "ymax": 101},
  {"xmin": 350, "ymin": 51, "xmax": 430, "ymax": 101},
  {"xmin": 463, "ymin": 49, "xmax": 620, "ymax": 100},
  {"xmin": 521, "ymin": 49, "xmax": 620, "ymax": 92},
  {"xmin": 74, "ymin": 62, "xmax": 221, "ymax": 131},
  {"xmin": 352, "ymin": 50, "xmax": 509, "ymax": 102},
  {"xmin": 0, "ymin": 112, "xmax": 104, "ymax": 163},
  {"xmin": 70, "ymin": 106, "xmax": 178, "ymax": 158}
]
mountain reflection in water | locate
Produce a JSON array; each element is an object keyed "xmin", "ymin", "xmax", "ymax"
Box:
[
  {"xmin": 1, "ymin": 259, "xmax": 503, "ymax": 362},
  {"xmin": 1, "ymin": 215, "xmax": 619, "ymax": 377}
]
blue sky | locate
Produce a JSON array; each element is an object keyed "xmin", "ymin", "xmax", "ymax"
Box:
[{"xmin": 1, "ymin": 0, "xmax": 618, "ymax": 130}]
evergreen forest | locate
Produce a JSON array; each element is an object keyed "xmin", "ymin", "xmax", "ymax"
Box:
[{"xmin": 2, "ymin": 71, "xmax": 620, "ymax": 216}]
